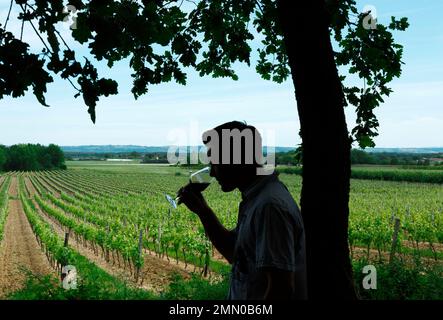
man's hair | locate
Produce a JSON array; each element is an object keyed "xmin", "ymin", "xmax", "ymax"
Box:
[{"xmin": 202, "ymin": 121, "xmax": 264, "ymax": 167}]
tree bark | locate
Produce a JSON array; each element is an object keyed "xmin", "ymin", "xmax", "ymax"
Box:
[{"xmin": 276, "ymin": 0, "xmax": 357, "ymax": 299}]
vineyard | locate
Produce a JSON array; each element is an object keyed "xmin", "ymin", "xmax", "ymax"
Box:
[{"xmin": 0, "ymin": 163, "xmax": 442, "ymax": 299}]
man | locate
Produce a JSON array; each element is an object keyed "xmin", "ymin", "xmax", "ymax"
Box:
[{"xmin": 178, "ymin": 121, "xmax": 307, "ymax": 300}]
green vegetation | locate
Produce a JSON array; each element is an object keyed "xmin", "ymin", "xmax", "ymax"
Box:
[
  {"xmin": 351, "ymin": 150, "xmax": 443, "ymax": 166},
  {"xmin": 277, "ymin": 165, "xmax": 443, "ymax": 184},
  {"xmin": 0, "ymin": 176, "xmax": 11, "ymax": 241},
  {"xmin": 160, "ymin": 273, "xmax": 229, "ymax": 300},
  {"xmin": 161, "ymin": 258, "xmax": 443, "ymax": 301},
  {"xmin": 276, "ymin": 148, "xmax": 443, "ymax": 166},
  {"xmin": 0, "ymin": 144, "xmax": 66, "ymax": 172},
  {"xmin": 1, "ymin": 163, "xmax": 441, "ymax": 299},
  {"xmin": 63, "ymin": 148, "xmax": 443, "ymax": 172},
  {"xmin": 353, "ymin": 259, "xmax": 443, "ymax": 300},
  {"xmin": 0, "ymin": 147, "xmax": 6, "ymax": 171},
  {"xmin": 16, "ymin": 176, "xmax": 155, "ymax": 300},
  {"xmin": 351, "ymin": 168, "xmax": 443, "ymax": 184}
]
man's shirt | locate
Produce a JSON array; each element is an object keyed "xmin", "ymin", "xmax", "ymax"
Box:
[{"xmin": 227, "ymin": 172, "xmax": 308, "ymax": 300}]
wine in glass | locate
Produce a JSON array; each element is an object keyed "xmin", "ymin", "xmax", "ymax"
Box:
[
  {"xmin": 188, "ymin": 166, "xmax": 213, "ymax": 192},
  {"xmin": 165, "ymin": 167, "xmax": 214, "ymax": 208}
]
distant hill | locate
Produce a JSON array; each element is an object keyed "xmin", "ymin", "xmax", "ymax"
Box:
[
  {"xmin": 61, "ymin": 145, "xmax": 295, "ymax": 154},
  {"xmin": 62, "ymin": 145, "xmax": 443, "ymax": 155},
  {"xmin": 365, "ymin": 148, "xmax": 443, "ymax": 154},
  {"xmin": 62, "ymin": 145, "xmax": 170, "ymax": 154}
]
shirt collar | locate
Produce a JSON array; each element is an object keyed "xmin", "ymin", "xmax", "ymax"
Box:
[{"xmin": 241, "ymin": 171, "xmax": 279, "ymax": 201}]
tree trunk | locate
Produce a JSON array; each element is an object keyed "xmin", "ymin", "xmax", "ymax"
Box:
[{"xmin": 276, "ymin": 0, "xmax": 357, "ymax": 299}]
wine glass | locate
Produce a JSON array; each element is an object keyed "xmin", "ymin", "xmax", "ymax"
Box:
[{"xmin": 165, "ymin": 167, "xmax": 214, "ymax": 208}]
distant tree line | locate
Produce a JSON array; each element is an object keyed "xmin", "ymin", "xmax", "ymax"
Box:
[
  {"xmin": 275, "ymin": 147, "xmax": 303, "ymax": 166},
  {"xmin": 0, "ymin": 144, "xmax": 66, "ymax": 172},
  {"xmin": 350, "ymin": 149, "xmax": 443, "ymax": 166},
  {"xmin": 64, "ymin": 148, "xmax": 443, "ymax": 167},
  {"xmin": 65, "ymin": 151, "xmax": 170, "ymax": 163},
  {"xmin": 64, "ymin": 152, "xmax": 136, "ymax": 160},
  {"xmin": 141, "ymin": 153, "xmax": 169, "ymax": 164},
  {"xmin": 276, "ymin": 149, "xmax": 442, "ymax": 166}
]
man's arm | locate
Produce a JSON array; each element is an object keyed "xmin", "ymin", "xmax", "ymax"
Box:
[
  {"xmin": 177, "ymin": 185, "xmax": 236, "ymax": 263},
  {"xmin": 196, "ymin": 206, "xmax": 236, "ymax": 264}
]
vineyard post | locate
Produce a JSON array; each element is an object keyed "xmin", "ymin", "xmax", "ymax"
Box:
[
  {"xmin": 389, "ymin": 218, "xmax": 401, "ymax": 264},
  {"xmin": 204, "ymin": 247, "xmax": 209, "ymax": 278},
  {"xmin": 64, "ymin": 230, "xmax": 70, "ymax": 247},
  {"xmin": 182, "ymin": 248, "xmax": 187, "ymax": 269},
  {"xmin": 145, "ymin": 226, "xmax": 150, "ymax": 250},
  {"xmin": 61, "ymin": 231, "xmax": 70, "ymax": 281},
  {"xmin": 106, "ymin": 224, "xmax": 110, "ymax": 261},
  {"xmin": 157, "ymin": 223, "xmax": 162, "ymax": 257},
  {"xmin": 136, "ymin": 229, "xmax": 143, "ymax": 283}
]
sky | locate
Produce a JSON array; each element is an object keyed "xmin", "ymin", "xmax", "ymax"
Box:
[{"xmin": 0, "ymin": 0, "xmax": 442, "ymax": 148}]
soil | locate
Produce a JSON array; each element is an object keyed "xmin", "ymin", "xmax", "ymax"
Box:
[
  {"xmin": 0, "ymin": 177, "xmax": 53, "ymax": 298},
  {"xmin": 350, "ymin": 246, "xmax": 443, "ymax": 267},
  {"xmin": 402, "ymin": 239, "xmax": 443, "ymax": 252}
]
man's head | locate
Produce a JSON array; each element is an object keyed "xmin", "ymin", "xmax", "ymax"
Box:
[{"xmin": 202, "ymin": 121, "xmax": 264, "ymax": 192}]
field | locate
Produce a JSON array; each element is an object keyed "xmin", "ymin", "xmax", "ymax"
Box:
[
  {"xmin": 0, "ymin": 162, "xmax": 442, "ymax": 299},
  {"xmin": 277, "ymin": 164, "xmax": 443, "ymax": 184}
]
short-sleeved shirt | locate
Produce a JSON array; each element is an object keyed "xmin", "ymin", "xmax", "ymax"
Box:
[{"xmin": 227, "ymin": 172, "xmax": 307, "ymax": 300}]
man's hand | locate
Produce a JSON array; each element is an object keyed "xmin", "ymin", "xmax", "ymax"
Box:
[{"xmin": 177, "ymin": 183, "xmax": 211, "ymax": 216}]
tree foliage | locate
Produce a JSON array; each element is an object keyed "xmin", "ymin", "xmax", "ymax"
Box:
[
  {"xmin": 0, "ymin": 143, "xmax": 66, "ymax": 171},
  {"xmin": 0, "ymin": 145, "xmax": 6, "ymax": 170},
  {"xmin": 0, "ymin": 0, "xmax": 408, "ymax": 146}
]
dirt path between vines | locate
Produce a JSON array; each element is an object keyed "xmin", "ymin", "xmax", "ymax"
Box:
[
  {"xmin": 351, "ymin": 246, "xmax": 443, "ymax": 267},
  {"xmin": 24, "ymin": 177, "xmax": 217, "ymax": 294},
  {"xmin": 0, "ymin": 176, "xmax": 53, "ymax": 298}
]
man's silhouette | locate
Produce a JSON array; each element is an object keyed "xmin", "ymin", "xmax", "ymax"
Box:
[{"xmin": 178, "ymin": 121, "xmax": 307, "ymax": 300}]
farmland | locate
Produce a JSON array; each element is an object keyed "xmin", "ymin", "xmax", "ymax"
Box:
[{"xmin": 0, "ymin": 162, "xmax": 442, "ymax": 299}]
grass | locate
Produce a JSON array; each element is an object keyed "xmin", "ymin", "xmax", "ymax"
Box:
[
  {"xmin": 8, "ymin": 265, "xmax": 157, "ymax": 300},
  {"xmin": 9, "ymin": 267, "xmax": 229, "ymax": 300},
  {"xmin": 159, "ymin": 272, "xmax": 229, "ymax": 300},
  {"xmin": 353, "ymin": 257, "xmax": 443, "ymax": 300},
  {"xmin": 10, "ymin": 256, "xmax": 442, "ymax": 300}
]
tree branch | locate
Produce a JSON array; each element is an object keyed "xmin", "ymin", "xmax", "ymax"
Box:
[
  {"xmin": 67, "ymin": 77, "xmax": 81, "ymax": 93},
  {"xmin": 54, "ymin": 28, "xmax": 72, "ymax": 51},
  {"xmin": 16, "ymin": 3, "xmax": 81, "ymax": 96},
  {"xmin": 20, "ymin": 2, "xmax": 27, "ymax": 40},
  {"xmin": 3, "ymin": 0, "xmax": 14, "ymax": 29},
  {"xmin": 18, "ymin": 3, "xmax": 52, "ymax": 54}
]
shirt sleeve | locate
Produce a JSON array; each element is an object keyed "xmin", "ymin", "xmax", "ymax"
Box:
[{"xmin": 254, "ymin": 203, "xmax": 296, "ymax": 272}]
